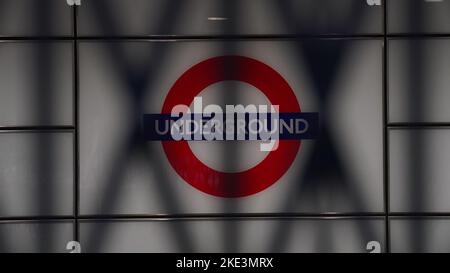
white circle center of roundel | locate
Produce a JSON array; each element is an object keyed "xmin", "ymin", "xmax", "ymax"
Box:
[{"xmin": 188, "ymin": 81, "xmax": 272, "ymax": 173}]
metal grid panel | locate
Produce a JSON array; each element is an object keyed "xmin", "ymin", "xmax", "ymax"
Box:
[{"xmin": 0, "ymin": 0, "xmax": 449, "ymax": 253}]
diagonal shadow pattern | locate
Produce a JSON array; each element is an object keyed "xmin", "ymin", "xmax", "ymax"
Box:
[
  {"xmin": 82, "ymin": 0, "xmax": 195, "ymax": 252},
  {"xmin": 33, "ymin": 0, "xmax": 57, "ymax": 253},
  {"xmin": 268, "ymin": 0, "xmax": 380, "ymax": 252},
  {"xmin": 217, "ymin": 0, "xmax": 244, "ymax": 253},
  {"xmin": 406, "ymin": 0, "xmax": 426, "ymax": 253}
]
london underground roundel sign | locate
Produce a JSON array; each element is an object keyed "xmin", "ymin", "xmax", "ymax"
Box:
[{"xmin": 161, "ymin": 56, "xmax": 302, "ymax": 198}]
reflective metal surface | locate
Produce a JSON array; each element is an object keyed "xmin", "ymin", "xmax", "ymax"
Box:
[{"xmin": 0, "ymin": 0, "xmax": 449, "ymax": 253}]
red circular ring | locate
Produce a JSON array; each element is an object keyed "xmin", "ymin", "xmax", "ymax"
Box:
[{"xmin": 162, "ymin": 56, "xmax": 301, "ymax": 197}]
